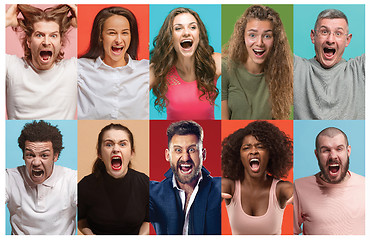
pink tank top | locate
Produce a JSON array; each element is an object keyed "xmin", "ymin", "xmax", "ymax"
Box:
[
  {"xmin": 166, "ymin": 66, "xmax": 214, "ymax": 120},
  {"xmin": 226, "ymin": 179, "xmax": 284, "ymax": 235}
]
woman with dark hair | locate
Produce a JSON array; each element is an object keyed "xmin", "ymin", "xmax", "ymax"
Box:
[
  {"xmin": 78, "ymin": 123, "xmax": 149, "ymax": 235},
  {"xmin": 222, "ymin": 121, "xmax": 293, "ymax": 235},
  {"xmin": 222, "ymin": 5, "xmax": 293, "ymax": 120},
  {"xmin": 78, "ymin": 6, "xmax": 149, "ymax": 120},
  {"xmin": 150, "ymin": 7, "xmax": 221, "ymax": 120}
]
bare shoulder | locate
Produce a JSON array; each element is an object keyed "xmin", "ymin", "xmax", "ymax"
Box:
[
  {"xmin": 212, "ymin": 52, "xmax": 222, "ymax": 78},
  {"xmin": 149, "ymin": 63, "xmax": 156, "ymax": 90},
  {"xmin": 276, "ymin": 180, "xmax": 293, "ymax": 207}
]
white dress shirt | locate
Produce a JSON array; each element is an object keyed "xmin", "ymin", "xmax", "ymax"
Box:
[
  {"xmin": 6, "ymin": 165, "xmax": 77, "ymax": 235},
  {"xmin": 172, "ymin": 174, "xmax": 203, "ymax": 235},
  {"xmin": 77, "ymin": 55, "xmax": 149, "ymax": 119}
]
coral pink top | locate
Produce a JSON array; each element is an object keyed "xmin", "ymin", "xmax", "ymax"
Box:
[
  {"xmin": 166, "ymin": 66, "xmax": 214, "ymax": 120},
  {"xmin": 294, "ymin": 171, "xmax": 365, "ymax": 235},
  {"xmin": 226, "ymin": 179, "xmax": 284, "ymax": 235}
]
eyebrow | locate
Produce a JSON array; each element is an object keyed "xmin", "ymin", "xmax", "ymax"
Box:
[
  {"xmin": 173, "ymin": 144, "xmax": 197, "ymax": 148},
  {"xmin": 173, "ymin": 22, "xmax": 197, "ymax": 27},
  {"xmin": 25, "ymin": 148, "xmax": 51, "ymax": 153},
  {"xmin": 247, "ymin": 29, "xmax": 273, "ymax": 33},
  {"xmin": 319, "ymin": 25, "xmax": 345, "ymax": 31},
  {"xmin": 106, "ymin": 28, "xmax": 130, "ymax": 31}
]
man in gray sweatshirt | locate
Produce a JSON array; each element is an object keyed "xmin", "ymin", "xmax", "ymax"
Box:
[{"xmin": 294, "ymin": 9, "xmax": 365, "ymax": 120}]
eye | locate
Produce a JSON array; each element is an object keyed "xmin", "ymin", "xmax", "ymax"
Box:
[
  {"xmin": 264, "ymin": 34, "xmax": 272, "ymax": 39},
  {"xmin": 108, "ymin": 31, "xmax": 116, "ymax": 35},
  {"xmin": 174, "ymin": 26, "xmax": 182, "ymax": 31},
  {"xmin": 190, "ymin": 25, "xmax": 197, "ymax": 30},
  {"xmin": 41, "ymin": 154, "xmax": 49, "ymax": 158},
  {"xmin": 25, "ymin": 153, "xmax": 34, "ymax": 158},
  {"xmin": 174, "ymin": 148, "xmax": 182, "ymax": 153},
  {"xmin": 105, "ymin": 143, "xmax": 113, "ymax": 147},
  {"xmin": 320, "ymin": 29, "xmax": 328, "ymax": 35},
  {"xmin": 122, "ymin": 31, "xmax": 130, "ymax": 35},
  {"xmin": 35, "ymin": 33, "xmax": 43, "ymax": 38},
  {"xmin": 50, "ymin": 34, "xmax": 57, "ymax": 38},
  {"xmin": 188, "ymin": 148, "xmax": 196, "ymax": 153},
  {"xmin": 248, "ymin": 33, "xmax": 256, "ymax": 38},
  {"xmin": 120, "ymin": 142, "xmax": 126, "ymax": 147},
  {"xmin": 335, "ymin": 31, "xmax": 343, "ymax": 37}
]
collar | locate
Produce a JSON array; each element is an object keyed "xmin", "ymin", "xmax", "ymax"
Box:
[
  {"xmin": 24, "ymin": 165, "xmax": 60, "ymax": 188},
  {"xmin": 94, "ymin": 54, "xmax": 135, "ymax": 70}
]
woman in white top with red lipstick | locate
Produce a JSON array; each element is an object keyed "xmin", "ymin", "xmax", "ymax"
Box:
[
  {"xmin": 150, "ymin": 7, "xmax": 221, "ymax": 120},
  {"xmin": 221, "ymin": 121, "xmax": 293, "ymax": 235},
  {"xmin": 78, "ymin": 123, "xmax": 149, "ymax": 235},
  {"xmin": 78, "ymin": 6, "xmax": 149, "ymax": 120}
]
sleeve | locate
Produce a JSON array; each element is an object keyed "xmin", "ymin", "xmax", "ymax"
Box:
[
  {"xmin": 71, "ymin": 170, "xmax": 77, "ymax": 208},
  {"xmin": 144, "ymin": 175, "xmax": 150, "ymax": 222},
  {"xmin": 221, "ymin": 61, "xmax": 229, "ymax": 101},
  {"xmin": 77, "ymin": 177, "xmax": 88, "ymax": 221},
  {"xmin": 149, "ymin": 181, "xmax": 157, "ymax": 223},
  {"xmin": 293, "ymin": 181, "xmax": 303, "ymax": 235},
  {"xmin": 5, "ymin": 169, "xmax": 10, "ymax": 204}
]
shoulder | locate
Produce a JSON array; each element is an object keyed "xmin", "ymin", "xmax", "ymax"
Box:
[
  {"xmin": 55, "ymin": 165, "xmax": 77, "ymax": 181},
  {"xmin": 276, "ymin": 179, "xmax": 293, "ymax": 202},
  {"xmin": 132, "ymin": 58, "xmax": 149, "ymax": 68},
  {"xmin": 347, "ymin": 54, "xmax": 365, "ymax": 69},
  {"xmin": 129, "ymin": 168, "xmax": 149, "ymax": 182},
  {"xmin": 61, "ymin": 57, "xmax": 77, "ymax": 66},
  {"xmin": 212, "ymin": 52, "xmax": 221, "ymax": 77},
  {"xmin": 78, "ymin": 173, "xmax": 96, "ymax": 186},
  {"xmin": 294, "ymin": 175, "xmax": 316, "ymax": 190},
  {"xmin": 222, "ymin": 177, "xmax": 235, "ymax": 201},
  {"xmin": 6, "ymin": 166, "xmax": 25, "ymax": 179},
  {"xmin": 349, "ymin": 171, "xmax": 365, "ymax": 184}
]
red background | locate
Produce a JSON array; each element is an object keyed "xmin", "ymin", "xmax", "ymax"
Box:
[
  {"xmin": 221, "ymin": 120, "xmax": 294, "ymax": 235},
  {"xmin": 77, "ymin": 4, "xmax": 149, "ymax": 60}
]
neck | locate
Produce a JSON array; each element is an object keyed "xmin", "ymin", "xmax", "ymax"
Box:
[
  {"xmin": 243, "ymin": 172, "xmax": 269, "ymax": 188},
  {"xmin": 244, "ymin": 59, "xmax": 264, "ymax": 74},
  {"xmin": 103, "ymin": 55, "xmax": 128, "ymax": 68},
  {"xmin": 175, "ymin": 55, "xmax": 196, "ymax": 82}
]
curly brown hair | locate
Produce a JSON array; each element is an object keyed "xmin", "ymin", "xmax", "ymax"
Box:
[
  {"xmin": 222, "ymin": 121, "xmax": 293, "ymax": 181},
  {"xmin": 223, "ymin": 5, "xmax": 293, "ymax": 119},
  {"xmin": 16, "ymin": 4, "xmax": 75, "ymax": 62},
  {"xmin": 150, "ymin": 7, "xmax": 218, "ymax": 112},
  {"xmin": 18, "ymin": 120, "xmax": 64, "ymax": 158}
]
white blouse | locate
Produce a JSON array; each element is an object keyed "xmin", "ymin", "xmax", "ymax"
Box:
[{"xmin": 77, "ymin": 55, "xmax": 149, "ymax": 119}]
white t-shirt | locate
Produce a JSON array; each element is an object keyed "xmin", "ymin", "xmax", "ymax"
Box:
[
  {"xmin": 6, "ymin": 55, "xmax": 77, "ymax": 120},
  {"xmin": 6, "ymin": 165, "xmax": 77, "ymax": 235},
  {"xmin": 77, "ymin": 56, "xmax": 149, "ymax": 120}
]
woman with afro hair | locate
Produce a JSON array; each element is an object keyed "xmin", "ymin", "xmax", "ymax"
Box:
[{"xmin": 222, "ymin": 120, "xmax": 293, "ymax": 234}]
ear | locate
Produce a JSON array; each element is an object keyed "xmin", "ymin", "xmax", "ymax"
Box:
[
  {"xmin": 314, "ymin": 149, "xmax": 318, "ymax": 160},
  {"xmin": 202, "ymin": 148, "xmax": 206, "ymax": 162},
  {"xmin": 310, "ymin": 29, "xmax": 315, "ymax": 44},
  {"xmin": 53, "ymin": 153, "xmax": 59, "ymax": 163},
  {"xmin": 26, "ymin": 37, "xmax": 31, "ymax": 49},
  {"xmin": 165, "ymin": 149, "xmax": 170, "ymax": 162},
  {"xmin": 345, "ymin": 33, "xmax": 352, "ymax": 47},
  {"xmin": 347, "ymin": 145, "xmax": 351, "ymax": 158}
]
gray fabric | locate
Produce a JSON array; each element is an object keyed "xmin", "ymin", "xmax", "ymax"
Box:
[{"xmin": 294, "ymin": 54, "xmax": 365, "ymax": 119}]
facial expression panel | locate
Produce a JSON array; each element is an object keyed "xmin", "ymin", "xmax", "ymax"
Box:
[
  {"xmin": 24, "ymin": 141, "xmax": 58, "ymax": 184},
  {"xmin": 102, "ymin": 15, "xmax": 131, "ymax": 67},
  {"xmin": 99, "ymin": 129, "xmax": 133, "ymax": 179},
  {"xmin": 27, "ymin": 21, "xmax": 62, "ymax": 70},
  {"xmin": 311, "ymin": 18, "xmax": 352, "ymax": 69},
  {"xmin": 166, "ymin": 134, "xmax": 204, "ymax": 185},
  {"xmin": 172, "ymin": 13, "xmax": 200, "ymax": 58},
  {"xmin": 240, "ymin": 135, "xmax": 269, "ymax": 178},
  {"xmin": 244, "ymin": 19, "xmax": 274, "ymax": 69},
  {"xmin": 315, "ymin": 134, "xmax": 351, "ymax": 183}
]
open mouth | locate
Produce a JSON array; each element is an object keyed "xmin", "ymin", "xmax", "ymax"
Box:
[
  {"xmin": 328, "ymin": 163, "xmax": 340, "ymax": 176},
  {"xmin": 111, "ymin": 46, "xmax": 123, "ymax": 55},
  {"xmin": 179, "ymin": 161, "xmax": 194, "ymax": 175},
  {"xmin": 324, "ymin": 47, "xmax": 336, "ymax": 58},
  {"xmin": 253, "ymin": 49, "xmax": 265, "ymax": 57},
  {"xmin": 32, "ymin": 169, "xmax": 44, "ymax": 178},
  {"xmin": 40, "ymin": 51, "xmax": 52, "ymax": 62},
  {"xmin": 249, "ymin": 158, "xmax": 260, "ymax": 172},
  {"xmin": 111, "ymin": 156, "xmax": 122, "ymax": 170},
  {"xmin": 180, "ymin": 40, "xmax": 193, "ymax": 49}
]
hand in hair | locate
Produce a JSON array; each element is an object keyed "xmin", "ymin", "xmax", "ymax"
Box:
[
  {"xmin": 67, "ymin": 4, "xmax": 77, "ymax": 28},
  {"xmin": 6, "ymin": 4, "xmax": 19, "ymax": 28}
]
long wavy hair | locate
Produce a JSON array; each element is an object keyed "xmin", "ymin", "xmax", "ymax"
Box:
[
  {"xmin": 223, "ymin": 5, "xmax": 293, "ymax": 119},
  {"xmin": 222, "ymin": 121, "xmax": 293, "ymax": 181},
  {"xmin": 80, "ymin": 6, "xmax": 139, "ymax": 60},
  {"xmin": 92, "ymin": 123, "xmax": 135, "ymax": 178},
  {"xmin": 150, "ymin": 7, "xmax": 218, "ymax": 112},
  {"xmin": 16, "ymin": 4, "xmax": 74, "ymax": 62}
]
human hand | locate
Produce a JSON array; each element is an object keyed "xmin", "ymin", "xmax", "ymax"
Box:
[
  {"xmin": 6, "ymin": 4, "xmax": 19, "ymax": 28},
  {"xmin": 68, "ymin": 4, "xmax": 77, "ymax": 28},
  {"xmin": 222, "ymin": 192, "xmax": 232, "ymax": 199}
]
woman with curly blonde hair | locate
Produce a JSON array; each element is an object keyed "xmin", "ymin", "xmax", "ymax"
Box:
[
  {"xmin": 222, "ymin": 5, "xmax": 293, "ymax": 120},
  {"xmin": 150, "ymin": 7, "xmax": 221, "ymax": 120}
]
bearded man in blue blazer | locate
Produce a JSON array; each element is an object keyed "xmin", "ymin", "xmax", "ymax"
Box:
[{"xmin": 149, "ymin": 120, "xmax": 221, "ymax": 235}]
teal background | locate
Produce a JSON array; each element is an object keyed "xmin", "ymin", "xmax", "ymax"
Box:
[
  {"xmin": 221, "ymin": 4, "xmax": 294, "ymax": 51},
  {"xmin": 293, "ymin": 120, "xmax": 365, "ymax": 181},
  {"xmin": 5, "ymin": 120, "xmax": 77, "ymax": 235},
  {"xmin": 149, "ymin": 4, "xmax": 222, "ymax": 119},
  {"xmin": 293, "ymin": 4, "xmax": 365, "ymax": 60}
]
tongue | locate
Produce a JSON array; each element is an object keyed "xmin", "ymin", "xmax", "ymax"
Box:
[
  {"xmin": 324, "ymin": 48, "xmax": 335, "ymax": 57},
  {"xmin": 251, "ymin": 162, "xmax": 259, "ymax": 171},
  {"xmin": 181, "ymin": 165, "xmax": 191, "ymax": 172},
  {"xmin": 112, "ymin": 159, "xmax": 121, "ymax": 168},
  {"xmin": 329, "ymin": 166, "xmax": 339, "ymax": 173},
  {"xmin": 181, "ymin": 42, "xmax": 192, "ymax": 49},
  {"xmin": 112, "ymin": 47, "xmax": 121, "ymax": 53}
]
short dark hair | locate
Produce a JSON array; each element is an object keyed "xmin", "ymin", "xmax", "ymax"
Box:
[
  {"xmin": 222, "ymin": 121, "xmax": 293, "ymax": 180},
  {"xmin": 18, "ymin": 120, "xmax": 64, "ymax": 158},
  {"xmin": 315, "ymin": 127, "xmax": 349, "ymax": 150},
  {"xmin": 92, "ymin": 123, "xmax": 135, "ymax": 178},
  {"xmin": 166, "ymin": 120, "xmax": 203, "ymax": 147},
  {"xmin": 80, "ymin": 6, "xmax": 139, "ymax": 60}
]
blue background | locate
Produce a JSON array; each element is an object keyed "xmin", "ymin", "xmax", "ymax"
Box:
[
  {"xmin": 149, "ymin": 4, "xmax": 222, "ymax": 119},
  {"xmin": 293, "ymin": 4, "xmax": 365, "ymax": 60},
  {"xmin": 293, "ymin": 120, "xmax": 365, "ymax": 181},
  {"xmin": 5, "ymin": 120, "xmax": 77, "ymax": 235}
]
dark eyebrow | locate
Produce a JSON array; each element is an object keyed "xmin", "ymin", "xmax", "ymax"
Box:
[{"xmin": 25, "ymin": 148, "xmax": 51, "ymax": 153}]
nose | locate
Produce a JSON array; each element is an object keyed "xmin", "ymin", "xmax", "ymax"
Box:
[
  {"xmin": 328, "ymin": 150, "xmax": 338, "ymax": 160},
  {"xmin": 183, "ymin": 27, "xmax": 190, "ymax": 36},
  {"xmin": 32, "ymin": 157, "xmax": 42, "ymax": 166},
  {"xmin": 115, "ymin": 33, "xmax": 122, "ymax": 43},
  {"xmin": 256, "ymin": 35, "xmax": 264, "ymax": 46},
  {"xmin": 182, "ymin": 151, "xmax": 191, "ymax": 161},
  {"xmin": 250, "ymin": 146, "xmax": 259, "ymax": 154},
  {"xmin": 42, "ymin": 36, "xmax": 51, "ymax": 45},
  {"xmin": 112, "ymin": 144, "xmax": 120, "ymax": 153},
  {"xmin": 326, "ymin": 32, "xmax": 335, "ymax": 43}
]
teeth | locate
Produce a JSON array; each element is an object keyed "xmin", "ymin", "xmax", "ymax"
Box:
[
  {"xmin": 254, "ymin": 49, "xmax": 264, "ymax": 52},
  {"xmin": 181, "ymin": 40, "xmax": 192, "ymax": 43},
  {"xmin": 250, "ymin": 158, "xmax": 260, "ymax": 163}
]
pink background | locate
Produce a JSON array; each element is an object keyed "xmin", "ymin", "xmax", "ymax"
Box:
[{"xmin": 5, "ymin": 4, "xmax": 77, "ymax": 58}]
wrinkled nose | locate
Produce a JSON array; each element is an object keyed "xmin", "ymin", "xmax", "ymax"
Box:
[
  {"xmin": 32, "ymin": 157, "xmax": 42, "ymax": 166},
  {"xmin": 112, "ymin": 144, "xmax": 120, "ymax": 153},
  {"xmin": 328, "ymin": 150, "xmax": 338, "ymax": 160},
  {"xmin": 43, "ymin": 36, "xmax": 51, "ymax": 45},
  {"xmin": 116, "ymin": 34, "xmax": 123, "ymax": 43},
  {"xmin": 182, "ymin": 151, "xmax": 190, "ymax": 161}
]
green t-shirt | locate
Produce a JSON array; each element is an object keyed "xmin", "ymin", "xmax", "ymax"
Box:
[{"xmin": 222, "ymin": 61, "xmax": 271, "ymax": 119}]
